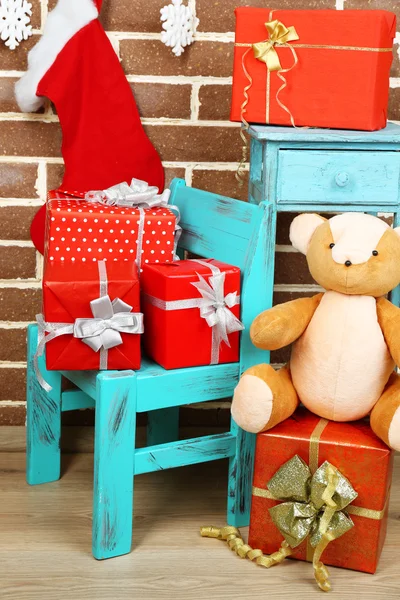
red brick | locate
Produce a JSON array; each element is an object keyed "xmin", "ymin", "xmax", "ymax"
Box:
[
  {"xmin": 0, "ymin": 35, "xmax": 39, "ymax": 71},
  {"xmin": 197, "ymin": 0, "xmax": 336, "ymax": 33},
  {"xmin": 0, "ymin": 369, "xmax": 26, "ymax": 401},
  {"xmin": 274, "ymin": 251, "xmax": 315, "ymax": 285},
  {"xmin": 0, "ymin": 246, "xmax": 37, "ymax": 279},
  {"xmin": 389, "ymin": 87, "xmax": 400, "ymax": 121},
  {"xmin": 130, "ymin": 82, "xmax": 192, "ymax": 119},
  {"xmin": 0, "ymin": 122, "xmax": 62, "ymax": 157},
  {"xmin": 101, "ymin": 0, "xmax": 168, "ymax": 33},
  {"xmin": 144, "ymin": 125, "xmax": 241, "ymax": 162},
  {"xmin": 121, "ymin": 40, "xmax": 233, "ymax": 77},
  {"xmin": 47, "ymin": 163, "xmax": 64, "ymax": 191},
  {"xmin": 0, "ymin": 328, "xmax": 27, "ymax": 362},
  {"xmin": 0, "ymin": 78, "xmax": 20, "ymax": 112},
  {"xmin": 0, "ymin": 288, "xmax": 41, "ymax": 321},
  {"xmin": 0, "ymin": 163, "xmax": 38, "ymax": 198},
  {"xmin": 0, "ymin": 404, "xmax": 26, "ymax": 425},
  {"xmin": 0, "ymin": 206, "xmax": 41, "ymax": 241},
  {"xmin": 198, "ymin": 85, "xmax": 232, "ymax": 121},
  {"xmin": 192, "ymin": 169, "xmax": 247, "ymax": 201},
  {"xmin": 164, "ymin": 167, "xmax": 186, "ymax": 187}
]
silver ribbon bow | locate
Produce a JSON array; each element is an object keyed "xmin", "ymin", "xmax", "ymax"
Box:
[
  {"xmin": 144, "ymin": 260, "xmax": 244, "ymax": 365},
  {"xmin": 35, "ymin": 261, "xmax": 144, "ymax": 391},
  {"xmin": 85, "ymin": 178, "xmax": 181, "ymax": 270},
  {"xmin": 74, "ymin": 296, "xmax": 144, "ymax": 356},
  {"xmin": 85, "ymin": 177, "xmax": 171, "ymax": 209}
]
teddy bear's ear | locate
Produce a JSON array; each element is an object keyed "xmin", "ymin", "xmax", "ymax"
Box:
[{"xmin": 289, "ymin": 214, "xmax": 327, "ymax": 255}]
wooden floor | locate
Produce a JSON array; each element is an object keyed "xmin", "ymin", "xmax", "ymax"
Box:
[{"xmin": 1, "ymin": 428, "xmax": 400, "ymax": 600}]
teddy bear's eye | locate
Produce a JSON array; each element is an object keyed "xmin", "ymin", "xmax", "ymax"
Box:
[
  {"xmin": 329, "ymin": 243, "xmax": 335, "ymax": 249},
  {"xmin": 372, "ymin": 250, "xmax": 379, "ymax": 256}
]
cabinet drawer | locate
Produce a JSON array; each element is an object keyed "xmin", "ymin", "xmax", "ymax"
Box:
[{"xmin": 277, "ymin": 150, "xmax": 400, "ymax": 205}]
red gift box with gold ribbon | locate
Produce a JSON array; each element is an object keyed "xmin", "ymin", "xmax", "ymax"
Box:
[
  {"xmin": 248, "ymin": 409, "xmax": 393, "ymax": 575},
  {"xmin": 231, "ymin": 8, "xmax": 396, "ymax": 131}
]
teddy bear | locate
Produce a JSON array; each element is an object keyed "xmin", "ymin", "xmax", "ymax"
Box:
[{"xmin": 231, "ymin": 212, "xmax": 400, "ymax": 451}]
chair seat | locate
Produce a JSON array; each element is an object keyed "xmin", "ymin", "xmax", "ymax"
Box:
[{"xmin": 61, "ymin": 354, "xmax": 240, "ymax": 413}]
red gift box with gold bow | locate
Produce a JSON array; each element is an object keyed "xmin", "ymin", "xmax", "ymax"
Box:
[
  {"xmin": 231, "ymin": 8, "xmax": 396, "ymax": 130},
  {"xmin": 248, "ymin": 409, "xmax": 393, "ymax": 576}
]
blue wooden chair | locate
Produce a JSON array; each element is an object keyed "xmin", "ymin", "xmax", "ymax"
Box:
[{"xmin": 26, "ymin": 178, "xmax": 271, "ymax": 559}]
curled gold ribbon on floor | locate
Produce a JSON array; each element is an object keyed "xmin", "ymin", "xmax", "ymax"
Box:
[{"xmin": 201, "ymin": 454, "xmax": 358, "ymax": 593}]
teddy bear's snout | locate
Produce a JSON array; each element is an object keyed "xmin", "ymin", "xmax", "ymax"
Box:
[{"xmin": 331, "ymin": 245, "xmax": 370, "ymax": 266}]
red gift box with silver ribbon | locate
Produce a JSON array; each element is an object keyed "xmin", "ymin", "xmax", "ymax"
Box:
[
  {"xmin": 45, "ymin": 179, "xmax": 180, "ymax": 271},
  {"xmin": 141, "ymin": 259, "xmax": 244, "ymax": 369},
  {"xmin": 37, "ymin": 259, "xmax": 143, "ymax": 384}
]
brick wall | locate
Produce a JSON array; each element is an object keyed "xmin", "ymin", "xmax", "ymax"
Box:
[{"xmin": 0, "ymin": 0, "xmax": 399, "ymax": 425}]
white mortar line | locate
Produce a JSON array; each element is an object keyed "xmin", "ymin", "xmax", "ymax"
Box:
[
  {"xmin": 0, "ymin": 70, "xmax": 25, "ymax": 77},
  {"xmin": 0, "ymin": 199, "xmax": 44, "ymax": 207},
  {"xmin": 0, "ymin": 113, "xmax": 59, "ymax": 122},
  {"xmin": 127, "ymin": 74, "xmax": 232, "ymax": 84},
  {"xmin": 274, "ymin": 284, "xmax": 324, "ymax": 293},
  {"xmin": 276, "ymin": 244, "xmax": 298, "ymax": 253},
  {"xmin": 0, "ymin": 362, "xmax": 26, "ymax": 368},
  {"xmin": 0, "ymin": 113, "xmax": 240, "ymax": 127},
  {"xmin": 110, "ymin": 31, "xmax": 234, "ymax": 43},
  {"xmin": 335, "ymin": 0, "xmax": 345, "ymax": 10},
  {"xmin": 190, "ymin": 83, "xmax": 201, "ymax": 121},
  {"xmin": 40, "ymin": 0, "xmax": 48, "ymax": 32},
  {"xmin": 36, "ymin": 160, "xmax": 47, "ymax": 200},
  {"xmin": 0, "ymin": 156, "xmax": 62, "ymax": 164},
  {"xmin": 390, "ymin": 77, "xmax": 400, "ymax": 88},
  {"xmin": 0, "ymin": 400, "xmax": 26, "ymax": 406},
  {"xmin": 0, "ymin": 240, "xmax": 34, "ymax": 247},
  {"xmin": 0, "ymin": 280, "xmax": 41, "ymax": 288},
  {"xmin": 185, "ymin": 165, "xmax": 194, "ymax": 187},
  {"xmin": 36, "ymin": 252, "xmax": 43, "ymax": 281},
  {"xmin": 0, "ymin": 321, "xmax": 33, "ymax": 328}
]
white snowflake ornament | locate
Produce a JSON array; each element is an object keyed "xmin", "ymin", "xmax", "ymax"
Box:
[
  {"xmin": 160, "ymin": 0, "xmax": 199, "ymax": 57},
  {"xmin": 0, "ymin": 0, "xmax": 32, "ymax": 51}
]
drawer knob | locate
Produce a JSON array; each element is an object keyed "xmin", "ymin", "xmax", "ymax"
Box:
[{"xmin": 335, "ymin": 171, "xmax": 350, "ymax": 187}]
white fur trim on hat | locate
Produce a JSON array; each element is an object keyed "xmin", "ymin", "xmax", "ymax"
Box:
[{"xmin": 15, "ymin": 0, "xmax": 98, "ymax": 113}]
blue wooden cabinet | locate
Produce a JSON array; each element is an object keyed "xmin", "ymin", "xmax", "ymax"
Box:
[{"xmin": 247, "ymin": 122, "xmax": 400, "ymax": 307}]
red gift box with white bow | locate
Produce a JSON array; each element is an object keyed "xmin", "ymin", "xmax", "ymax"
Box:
[
  {"xmin": 45, "ymin": 183, "xmax": 178, "ymax": 271},
  {"xmin": 40, "ymin": 259, "xmax": 143, "ymax": 373},
  {"xmin": 141, "ymin": 259, "xmax": 244, "ymax": 369}
]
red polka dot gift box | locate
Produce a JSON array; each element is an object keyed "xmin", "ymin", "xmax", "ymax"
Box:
[
  {"xmin": 141, "ymin": 259, "xmax": 244, "ymax": 370},
  {"xmin": 45, "ymin": 189, "xmax": 179, "ymax": 271}
]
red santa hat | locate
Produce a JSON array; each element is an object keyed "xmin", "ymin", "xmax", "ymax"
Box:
[{"xmin": 16, "ymin": 0, "xmax": 164, "ymax": 254}]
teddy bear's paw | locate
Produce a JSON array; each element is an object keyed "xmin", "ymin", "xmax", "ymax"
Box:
[
  {"xmin": 388, "ymin": 406, "xmax": 400, "ymax": 451},
  {"xmin": 231, "ymin": 375, "xmax": 273, "ymax": 433}
]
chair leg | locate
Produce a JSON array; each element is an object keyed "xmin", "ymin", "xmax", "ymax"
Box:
[
  {"xmin": 92, "ymin": 371, "xmax": 137, "ymax": 560},
  {"xmin": 26, "ymin": 324, "xmax": 62, "ymax": 485},
  {"xmin": 227, "ymin": 417, "xmax": 256, "ymax": 528},
  {"xmin": 147, "ymin": 407, "xmax": 179, "ymax": 446}
]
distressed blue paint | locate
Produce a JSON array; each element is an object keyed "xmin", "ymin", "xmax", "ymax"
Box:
[
  {"xmin": 62, "ymin": 389, "xmax": 95, "ymax": 412},
  {"xmin": 135, "ymin": 433, "xmax": 236, "ymax": 475},
  {"xmin": 278, "ymin": 150, "xmax": 400, "ymax": 205},
  {"xmin": 26, "ymin": 324, "xmax": 62, "ymax": 485},
  {"xmin": 249, "ymin": 122, "xmax": 400, "ymax": 143},
  {"xmin": 92, "ymin": 371, "xmax": 137, "ymax": 560},
  {"xmin": 147, "ymin": 407, "xmax": 180, "ymax": 446}
]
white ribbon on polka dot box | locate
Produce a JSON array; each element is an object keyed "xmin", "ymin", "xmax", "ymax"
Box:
[{"xmin": 45, "ymin": 185, "xmax": 179, "ymax": 271}]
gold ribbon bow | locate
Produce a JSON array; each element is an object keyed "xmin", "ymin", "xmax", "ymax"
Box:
[
  {"xmin": 252, "ymin": 19, "xmax": 299, "ymax": 72},
  {"xmin": 201, "ymin": 455, "xmax": 358, "ymax": 593},
  {"xmin": 267, "ymin": 455, "xmax": 357, "ymax": 591}
]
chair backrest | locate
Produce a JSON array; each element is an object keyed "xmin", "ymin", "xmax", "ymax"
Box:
[{"xmin": 169, "ymin": 179, "xmax": 272, "ymax": 372}]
